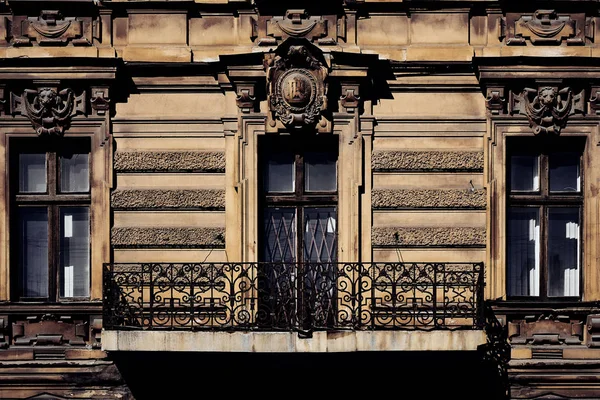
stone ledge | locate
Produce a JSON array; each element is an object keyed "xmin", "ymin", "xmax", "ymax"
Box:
[
  {"xmin": 372, "ymin": 227, "xmax": 486, "ymax": 247},
  {"xmin": 102, "ymin": 330, "xmax": 486, "ymax": 352},
  {"xmin": 372, "ymin": 189, "xmax": 486, "ymax": 209},
  {"xmin": 372, "ymin": 151, "xmax": 483, "ymax": 171},
  {"xmin": 114, "ymin": 151, "xmax": 225, "ymax": 172},
  {"xmin": 112, "ymin": 227, "xmax": 226, "ymax": 248},
  {"xmin": 111, "ymin": 189, "xmax": 225, "ymax": 210}
]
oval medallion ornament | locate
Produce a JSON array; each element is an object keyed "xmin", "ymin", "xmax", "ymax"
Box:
[
  {"xmin": 266, "ymin": 43, "xmax": 329, "ymax": 131},
  {"xmin": 282, "ymin": 70, "xmax": 313, "ymax": 108}
]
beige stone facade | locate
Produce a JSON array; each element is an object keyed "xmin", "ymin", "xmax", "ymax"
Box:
[{"xmin": 0, "ymin": 0, "xmax": 599, "ymax": 398}]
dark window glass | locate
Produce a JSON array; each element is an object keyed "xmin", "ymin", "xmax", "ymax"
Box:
[
  {"xmin": 18, "ymin": 207, "xmax": 48, "ymax": 298},
  {"xmin": 305, "ymin": 152, "xmax": 337, "ymax": 192},
  {"xmin": 510, "ymin": 154, "xmax": 539, "ymax": 192},
  {"xmin": 548, "ymin": 208, "xmax": 580, "ymax": 297},
  {"xmin": 19, "ymin": 153, "xmax": 47, "ymax": 193},
  {"xmin": 60, "ymin": 153, "xmax": 90, "ymax": 193},
  {"xmin": 60, "ymin": 207, "xmax": 90, "ymax": 298},
  {"xmin": 549, "ymin": 152, "xmax": 581, "ymax": 192}
]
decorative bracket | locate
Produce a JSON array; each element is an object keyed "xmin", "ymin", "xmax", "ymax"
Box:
[
  {"xmin": 485, "ymin": 87, "xmax": 506, "ymax": 116},
  {"xmin": 340, "ymin": 83, "xmax": 361, "ymax": 114},
  {"xmin": 90, "ymin": 86, "xmax": 110, "ymax": 116},
  {"xmin": 11, "ymin": 86, "xmax": 86, "ymax": 136},
  {"xmin": 235, "ymin": 83, "xmax": 258, "ymax": 114}
]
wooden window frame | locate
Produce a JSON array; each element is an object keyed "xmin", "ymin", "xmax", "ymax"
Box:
[
  {"xmin": 259, "ymin": 134, "xmax": 338, "ymax": 264},
  {"xmin": 10, "ymin": 137, "xmax": 91, "ymax": 302},
  {"xmin": 506, "ymin": 136, "xmax": 584, "ymax": 301}
]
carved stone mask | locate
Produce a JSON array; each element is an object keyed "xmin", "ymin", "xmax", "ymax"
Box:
[
  {"xmin": 37, "ymin": 88, "xmax": 58, "ymax": 108},
  {"xmin": 538, "ymin": 87, "xmax": 557, "ymax": 108}
]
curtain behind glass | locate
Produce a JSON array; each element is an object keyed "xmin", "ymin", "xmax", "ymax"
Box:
[
  {"xmin": 548, "ymin": 208, "xmax": 580, "ymax": 297},
  {"xmin": 18, "ymin": 208, "xmax": 48, "ymax": 298},
  {"xmin": 60, "ymin": 207, "xmax": 90, "ymax": 298},
  {"xmin": 507, "ymin": 208, "xmax": 540, "ymax": 296}
]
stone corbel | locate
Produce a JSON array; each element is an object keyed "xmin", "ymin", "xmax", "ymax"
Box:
[
  {"xmin": 589, "ymin": 86, "xmax": 600, "ymax": 115},
  {"xmin": 234, "ymin": 83, "xmax": 258, "ymax": 114},
  {"xmin": 587, "ymin": 314, "xmax": 600, "ymax": 347},
  {"xmin": 485, "ymin": 86, "xmax": 506, "ymax": 115},
  {"xmin": 91, "ymin": 316, "xmax": 102, "ymax": 349},
  {"xmin": 340, "ymin": 82, "xmax": 361, "ymax": 114},
  {"xmin": 0, "ymin": 315, "xmax": 8, "ymax": 349},
  {"xmin": 90, "ymin": 86, "xmax": 110, "ymax": 116}
]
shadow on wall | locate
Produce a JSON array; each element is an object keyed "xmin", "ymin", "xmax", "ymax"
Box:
[{"xmin": 110, "ymin": 349, "xmax": 506, "ymax": 399}]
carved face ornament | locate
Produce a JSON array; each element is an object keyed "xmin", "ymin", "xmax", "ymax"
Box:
[{"xmin": 523, "ymin": 86, "xmax": 573, "ymax": 135}]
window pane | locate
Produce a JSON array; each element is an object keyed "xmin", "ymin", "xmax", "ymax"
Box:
[
  {"xmin": 18, "ymin": 208, "xmax": 48, "ymax": 298},
  {"xmin": 60, "ymin": 207, "xmax": 90, "ymax": 298},
  {"xmin": 507, "ymin": 207, "xmax": 540, "ymax": 297},
  {"xmin": 548, "ymin": 208, "xmax": 580, "ymax": 297},
  {"xmin": 303, "ymin": 207, "xmax": 337, "ymax": 263},
  {"xmin": 510, "ymin": 154, "xmax": 539, "ymax": 192},
  {"xmin": 305, "ymin": 152, "xmax": 337, "ymax": 192},
  {"xmin": 264, "ymin": 153, "xmax": 295, "ymax": 193},
  {"xmin": 19, "ymin": 153, "xmax": 46, "ymax": 193},
  {"xmin": 60, "ymin": 153, "xmax": 89, "ymax": 193},
  {"xmin": 550, "ymin": 152, "xmax": 581, "ymax": 192},
  {"xmin": 262, "ymin": 208, "xmax": 296, "ymax": 262}
]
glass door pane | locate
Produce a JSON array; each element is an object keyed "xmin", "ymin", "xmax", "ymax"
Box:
[
  {"xmin": 18, "ymin": 207, "xmax": 48, "ymax": 298},
  {"xmin": 548, "ymin": 208, "xmax": 580, "ymax": 297},
  {"xmin": 60, "ymin": 207, "xmax": 90, "ymax": 298},
  {"xmin": 303, "ymin": 207, "xmax": 337, "ymax": 262},
  {"xmin": 262, "ymin": 207, "xmax": 296, "ymax": 262},
  {"xmin": 507, "ymin": 207, "xmax": 540, "ymax": 296}
]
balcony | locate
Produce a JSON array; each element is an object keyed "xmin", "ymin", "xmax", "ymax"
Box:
[{"xmin": 102, "ymin": 262, "xmax": 486, "ymax": 352}]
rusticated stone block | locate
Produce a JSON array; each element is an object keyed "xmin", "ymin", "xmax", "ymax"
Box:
[
  {"xmin": 111, "ymin": 227, "xmax": 226, "ymax": 248},
  {"xmin": 372, "ymin": 227, "xmax": 486, "ymax": 247},
  {"xmin": 111, "ymin": 189, "xmax": 225, "ymax": 210},
  {"xmin": 114, "ymin": 151, "xmax": 225, "ymax": 172},
  {"xmin": 372, "ymin": 151, "xmax": 484, "ymax": 171},
  {"xmin": 372, "ymin": 189, "xmax": 486, "ymax": 209}
]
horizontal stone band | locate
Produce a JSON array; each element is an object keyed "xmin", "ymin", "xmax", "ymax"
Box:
[
  {"xmin": 372, "ymin": 227, "xmax": 486, "ymax": 247},
  {"xmin": 114, "ymin": 151, "xmax": 225, "ymax": 172},
  {"xmin": 111, "ymin": 189, "xmax": 225, "ymax": 210},
  {"xmin": 372, "ymin": 189, "xmax": 486, "ymax": 209},
  {"xmin": 112, "ymin": 227, "xmax": 226, "ymax": 248},
  {"xmin": 372, "ymin": 151, "xmax": 483, "ymax": 171}
]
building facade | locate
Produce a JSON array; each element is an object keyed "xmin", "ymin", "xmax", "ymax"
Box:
[{"xmin": 0, "ymin": 0, "xmax": 599, "ymax": 398}]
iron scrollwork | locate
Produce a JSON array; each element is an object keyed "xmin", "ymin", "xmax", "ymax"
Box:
[{"xmin": 103, "ymin": 262, "xmax": 484, "ymax": 332}]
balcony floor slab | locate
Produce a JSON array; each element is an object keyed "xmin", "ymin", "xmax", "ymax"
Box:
[{"xmin": 102, "ymin": 329, "xmax": 487, "ymax": 352}]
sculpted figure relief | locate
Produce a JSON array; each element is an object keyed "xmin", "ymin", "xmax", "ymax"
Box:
[{"xmin": 521, "ymin": 86, "xmax": 573, "ymax": 135}]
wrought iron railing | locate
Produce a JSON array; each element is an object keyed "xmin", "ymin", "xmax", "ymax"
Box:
[{"xmin": 103, "ymin": 262, "xmax": 484, "ymax": 331}]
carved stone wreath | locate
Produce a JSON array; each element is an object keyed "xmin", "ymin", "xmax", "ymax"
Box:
[{"xmin": 266, "ymin": 43, "xmax": 328, "ymax": 131}]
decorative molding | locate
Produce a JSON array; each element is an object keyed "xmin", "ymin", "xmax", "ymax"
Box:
[
  {"xmin": 111, "ymin": 227, "xmax": 226, "ymax": 248},
  {"xmin": 372, "ymin": 151, "xmax": 484, "ymax": 172},
  {"xmin": 11, "ymin": 315, "xmax": 88, "ymax": 348},
  {"xmin": 485, "ymin": 87, "xmax": 506, "ymax": 115},
  {"xmin": 509, "ymin": 316, "xmax": 583, "ymax": 346},
  {"xmin": 90, "ymin": 316, "xmax": 102, "ymax": 349},
  {"xmin": 11, "ymin": 10, "xmax": 95, "ymax": 47},
  {"xmin": 371, "ymin": 227, "xmax": 486, "ymax": 247},
  {"xmin": 111, "ymin": 189, "xmax": 225, "ymax": 210},
  {"xmin": 266, "ymin": 42, "xmax": 329, "ymax": 132},
  {"xmin": 510, "ymin": 86, "xmax": 584, "ymax": 135},
  {"xmin": 587, "ymin": 315, "xmax": 600, "ymax": 347},
  {"xmin": 500, "ymin": 10, "xmax": 590, "ymax": 46},
  {"xmin": 114, "ymin": 151, "xmax": 225, "ymax": 173},
  {"xmin": 372, "ymin": 189, "xmax": 486, "ymax": 209},
  {"xmin": 10, "ymin": 87, "xmax": 86, "ymax": 136},
  {"xmin": 267, "ymin": 10, "xmax": 327, "ymax": 42}
]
